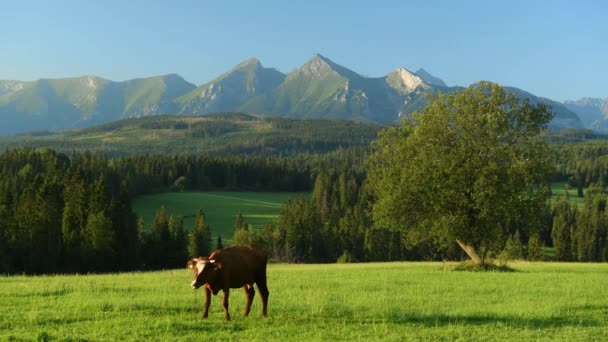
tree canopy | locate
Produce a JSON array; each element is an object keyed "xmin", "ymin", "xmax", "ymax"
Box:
[{"xmin": 367, "ymin": 82, "xmax": 554, "ymax": 264}]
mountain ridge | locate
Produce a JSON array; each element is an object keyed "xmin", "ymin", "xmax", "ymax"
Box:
[{"xmin": 0, "ymin": 54, "xmax": 587, "ymax": 135}]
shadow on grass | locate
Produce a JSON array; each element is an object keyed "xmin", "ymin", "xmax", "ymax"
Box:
[
  {"xmin": 383, "ymin": 311, "xmax": 599, "ymax": 328},
  {"xmin": 12, "ymin": 287, "xmax": 74, "ymax": 297},
  {"xmin": 117, "ymin": 303, "xmax": 200, "ymax": 315},
  {"xmin": 452, "ymin": 262, "xmax": 517, "ymax": 272}
]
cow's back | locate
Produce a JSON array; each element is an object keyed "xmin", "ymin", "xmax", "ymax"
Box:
[{"xmin": 211, "ymin": 245, "xmax": 267, "ymax": 288}]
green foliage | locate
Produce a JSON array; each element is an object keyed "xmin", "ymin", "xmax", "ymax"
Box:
[
  {"xmin": 188, "ymin": 209, "xmax": 212, "ymax": 258},
  {"xmin": 367, "ymin": 82, "xmax": 554, "ymax": 263},
  {"xmin": 336, "ymin": 250, "xmax": 354, "ymax": 263},
  {"xmin": 551, "ymin": 197, "xmax": 577, "ymax": 261},
  {"xmin": 498, "ymin": 231, "xmax": 523, "ymax": 265},
  {"xmin": 83, "ymin": 211, "xmax": 115, "ymax": 255},
  {"xmin": 171, "ymin": 176, "xmax": 188, "ymax": 192},
  {"xmin": 233, "ymin": 212, "xmax": 248, "ymax": 232},
  {"xmin": 0, "ymin": 148, "xmax": 139, "ymax": 274},
  {"xmin": 574, "ymin": 185, "xmax": 608, "ymax": 261},
  {"xmin": 231, "ymin": 213, "xmax": 252, "ymax": 246},
  {"xmin": 527, "ymin": 233, "xmax": 544, "ymax": 261},
  {"xmin": 502, "ymin": 230, "xmax": 524, "ymax": 262}
]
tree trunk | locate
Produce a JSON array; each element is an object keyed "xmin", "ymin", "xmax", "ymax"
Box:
[{"xmin": 456, "ymin": 239, "xmax": 482, "ymax": 264}]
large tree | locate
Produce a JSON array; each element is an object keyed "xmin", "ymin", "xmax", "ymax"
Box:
[{"xmin": 367, "ymin": 82, "xmax": 553, "ymax": 264}]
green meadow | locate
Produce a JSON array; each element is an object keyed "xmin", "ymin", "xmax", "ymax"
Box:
[
  {"xmin": 551, "ymin": 182, "xmax": 585, "ymax": 208},
  {"xmin": 132, "ymin": 191, "xmax": 307, "ymax": 239},
  {"xmin": 1, "ymin": 263, "xmax": 607, "ymax": 341}
]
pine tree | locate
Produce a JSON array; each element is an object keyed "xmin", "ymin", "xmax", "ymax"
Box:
[
  {"xmin": 150, "ymin": 206, "xmax": 170, "ymax": 268},
  {"xmin": 234, "ymin": 212, "xmax": 248, "ymax": 232},
  {"xmin": 216, "ymin": 235, "xmax": 224, "ymax": 250},
  {"xmin": 83, "ymin": 211, "xmax": 115, "ymax": 270},
  {"xmin": 551, "ymin": 198, "xmax": 577, "ymax": 261},
  {"xmin": 168, "ymin": 215, "xmax": 187, "ymax": 267},
  {"xmin": 188, "ymin": 209, "xmax": 211, "ymax": 258}
]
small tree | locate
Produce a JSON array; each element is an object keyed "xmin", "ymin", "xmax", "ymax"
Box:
[
  {"xmin": 232, "ymin": 213, "xmax": 252, "ymax": 245},
  {"xmin": 527, "ymin": 233, "xmax": 543, "ymax": 261},
  {"xmin": 233, "ymin": 228, "xmax": 253, "ymax": 246},
  {"xmin": 234, "ymin": 213, "xmax": 248, "ymax": 232},
  {"xmin": 367, "ymin": 82, "xmax": 553, "ymax": 264},
  {"xmin": 502, "ymin": 230, "xmax": 524, "ymax": 261}
]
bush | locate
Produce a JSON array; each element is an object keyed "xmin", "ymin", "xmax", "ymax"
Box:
[
  {"xmin": 527, "ymin": 233, "xmax": 544, "ymax": 261},
  {"xmin": 337, "ymin": 250, "xmax": 354, "ymax": 263},
  {"xmin": 501, "ymin": 230, "xmax": 524, "ymax": 263}
]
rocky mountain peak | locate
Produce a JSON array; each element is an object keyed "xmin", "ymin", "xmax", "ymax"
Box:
[
  {"xmin": 0, "ymin": 80, "xmax": 25, "ymax": 96},
  {"xmin": 299, "ymin": 53, "xmax": 334, "ymax": 77},
  {"xmin": 387, "ymin": 67, "xmax": 427, "ymax": 94}
]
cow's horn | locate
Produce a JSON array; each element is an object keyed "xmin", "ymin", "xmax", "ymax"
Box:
[{"xmin": 209, "ymin": 259, "xmax": 216, "ymax": 264}]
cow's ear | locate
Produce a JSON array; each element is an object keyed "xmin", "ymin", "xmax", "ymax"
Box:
[{"xmin": 187, "ymin": 260, "xmax": 195, "ymax": 269}]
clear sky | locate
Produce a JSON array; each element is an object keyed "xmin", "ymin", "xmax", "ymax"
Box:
[{"xmin": 1, "ymin": 0, "xmax": 606, "ymax": 101}]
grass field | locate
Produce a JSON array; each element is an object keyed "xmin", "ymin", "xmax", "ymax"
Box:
[
  {"xmin": 551, "ymin": 182, "xmax": 585, "ymax": 208},
  {"xmin": 1, "ymin": 263, "xmax": 607, "ymax": 341},
  {"xmin": 132, "ymin": 191, "xmax": 307, "ymax": 239}
]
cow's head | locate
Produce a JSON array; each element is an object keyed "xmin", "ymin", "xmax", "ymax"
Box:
[{"xmin": 187, "ymin": 257, "xmax": 222, "ymax": 289}]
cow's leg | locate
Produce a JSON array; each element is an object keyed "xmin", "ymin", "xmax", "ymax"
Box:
[
  {"xmin": 256, "ymin": 270, "xmax": 269, "ymax": 317},
  {"xmin": 221, "ymin": 288, "xmax": 231, "ymax": 321},
  {"xmin": 243, "ymin": 284, "xmax": 255, "ymax": 316},
  {"xmin": 202, "ymin": 286, "xmax": 211, "ymax": 319}
]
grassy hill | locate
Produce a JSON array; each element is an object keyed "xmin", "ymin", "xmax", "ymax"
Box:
[
  {"xmin": 2, "ymin": 262, "xmax": 607, "ymax": 341},
  {"xmin": 0, "ymin": 113, "xmax": 382, "ymax": 157},
  {"xmin": 132, "ymin": 191, "xmax": 307, "ymax": 240}
]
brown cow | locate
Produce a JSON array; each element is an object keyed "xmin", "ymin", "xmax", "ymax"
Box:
[{"xmin": 187, "ymin": 245, "xmax": 269, "ymax": 320}]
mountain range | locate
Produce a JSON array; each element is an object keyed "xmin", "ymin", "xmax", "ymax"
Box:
[
  {"xmin": 0, "ymin": 54, "xmax": 596, "ymax": 135},
  {"xmin": 563, "ymin": 98, "xmax": 608, "ymax": 132}
]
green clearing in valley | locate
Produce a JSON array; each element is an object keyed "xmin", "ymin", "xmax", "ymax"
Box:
[
  {"xmin": 132, "ymin": 192, "xmax": 307, "ymax": 239},
  {"xmin": 1, "ymin": 263, "xmax": 607, "ymax": 341},
  {"xmin": 550, "ymin": 182, "xmax": 585, "ymax": 208}
]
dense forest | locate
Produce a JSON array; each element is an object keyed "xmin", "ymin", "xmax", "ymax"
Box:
[
  {"xmin": 0, "ymin": 148, "xmax": 313, "ymax": 273},
  {"xmin": 2, "ymin": 133, "xmax": 608, "ymax": 273}
]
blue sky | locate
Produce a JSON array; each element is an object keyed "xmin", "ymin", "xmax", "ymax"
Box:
[{"xmin": 1, "ymin": 0, "xmax": 606, "ymax": 101}]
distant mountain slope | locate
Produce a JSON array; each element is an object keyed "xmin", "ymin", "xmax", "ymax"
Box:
[
  {"xmin": 415, "ymin": 68, "xmax": 447, "ymax": 87},
  {"xmin": 0, "ymin": 113, "xmax": 383, "ymax": 156},
  {"xmin": 0, "ymin": 75, "xmax": 195, "ymax": 135},
  {"xmin": 503, "ymin": 87, "xmax": 583, "ymax": 130},
  {"xmin": 0, "ymin": 55, "xmax": 585, "ymax": 135},
  {"xmin": 176, "ymin": 58, "xmax": 285, "ymax": 114},
  {"xmin": 564, "ymin": 97, "xmax": 608, "ymax": 132}
]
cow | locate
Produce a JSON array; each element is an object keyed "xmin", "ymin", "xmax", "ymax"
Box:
[{"xmin": 187, "ymin": 245, "xmax": 269, "ymax": 320}]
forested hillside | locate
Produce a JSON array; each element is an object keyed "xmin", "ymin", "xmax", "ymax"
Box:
[{"xmin": 0, "ymin": 113, "xmax": 382, "ymax": 157}]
